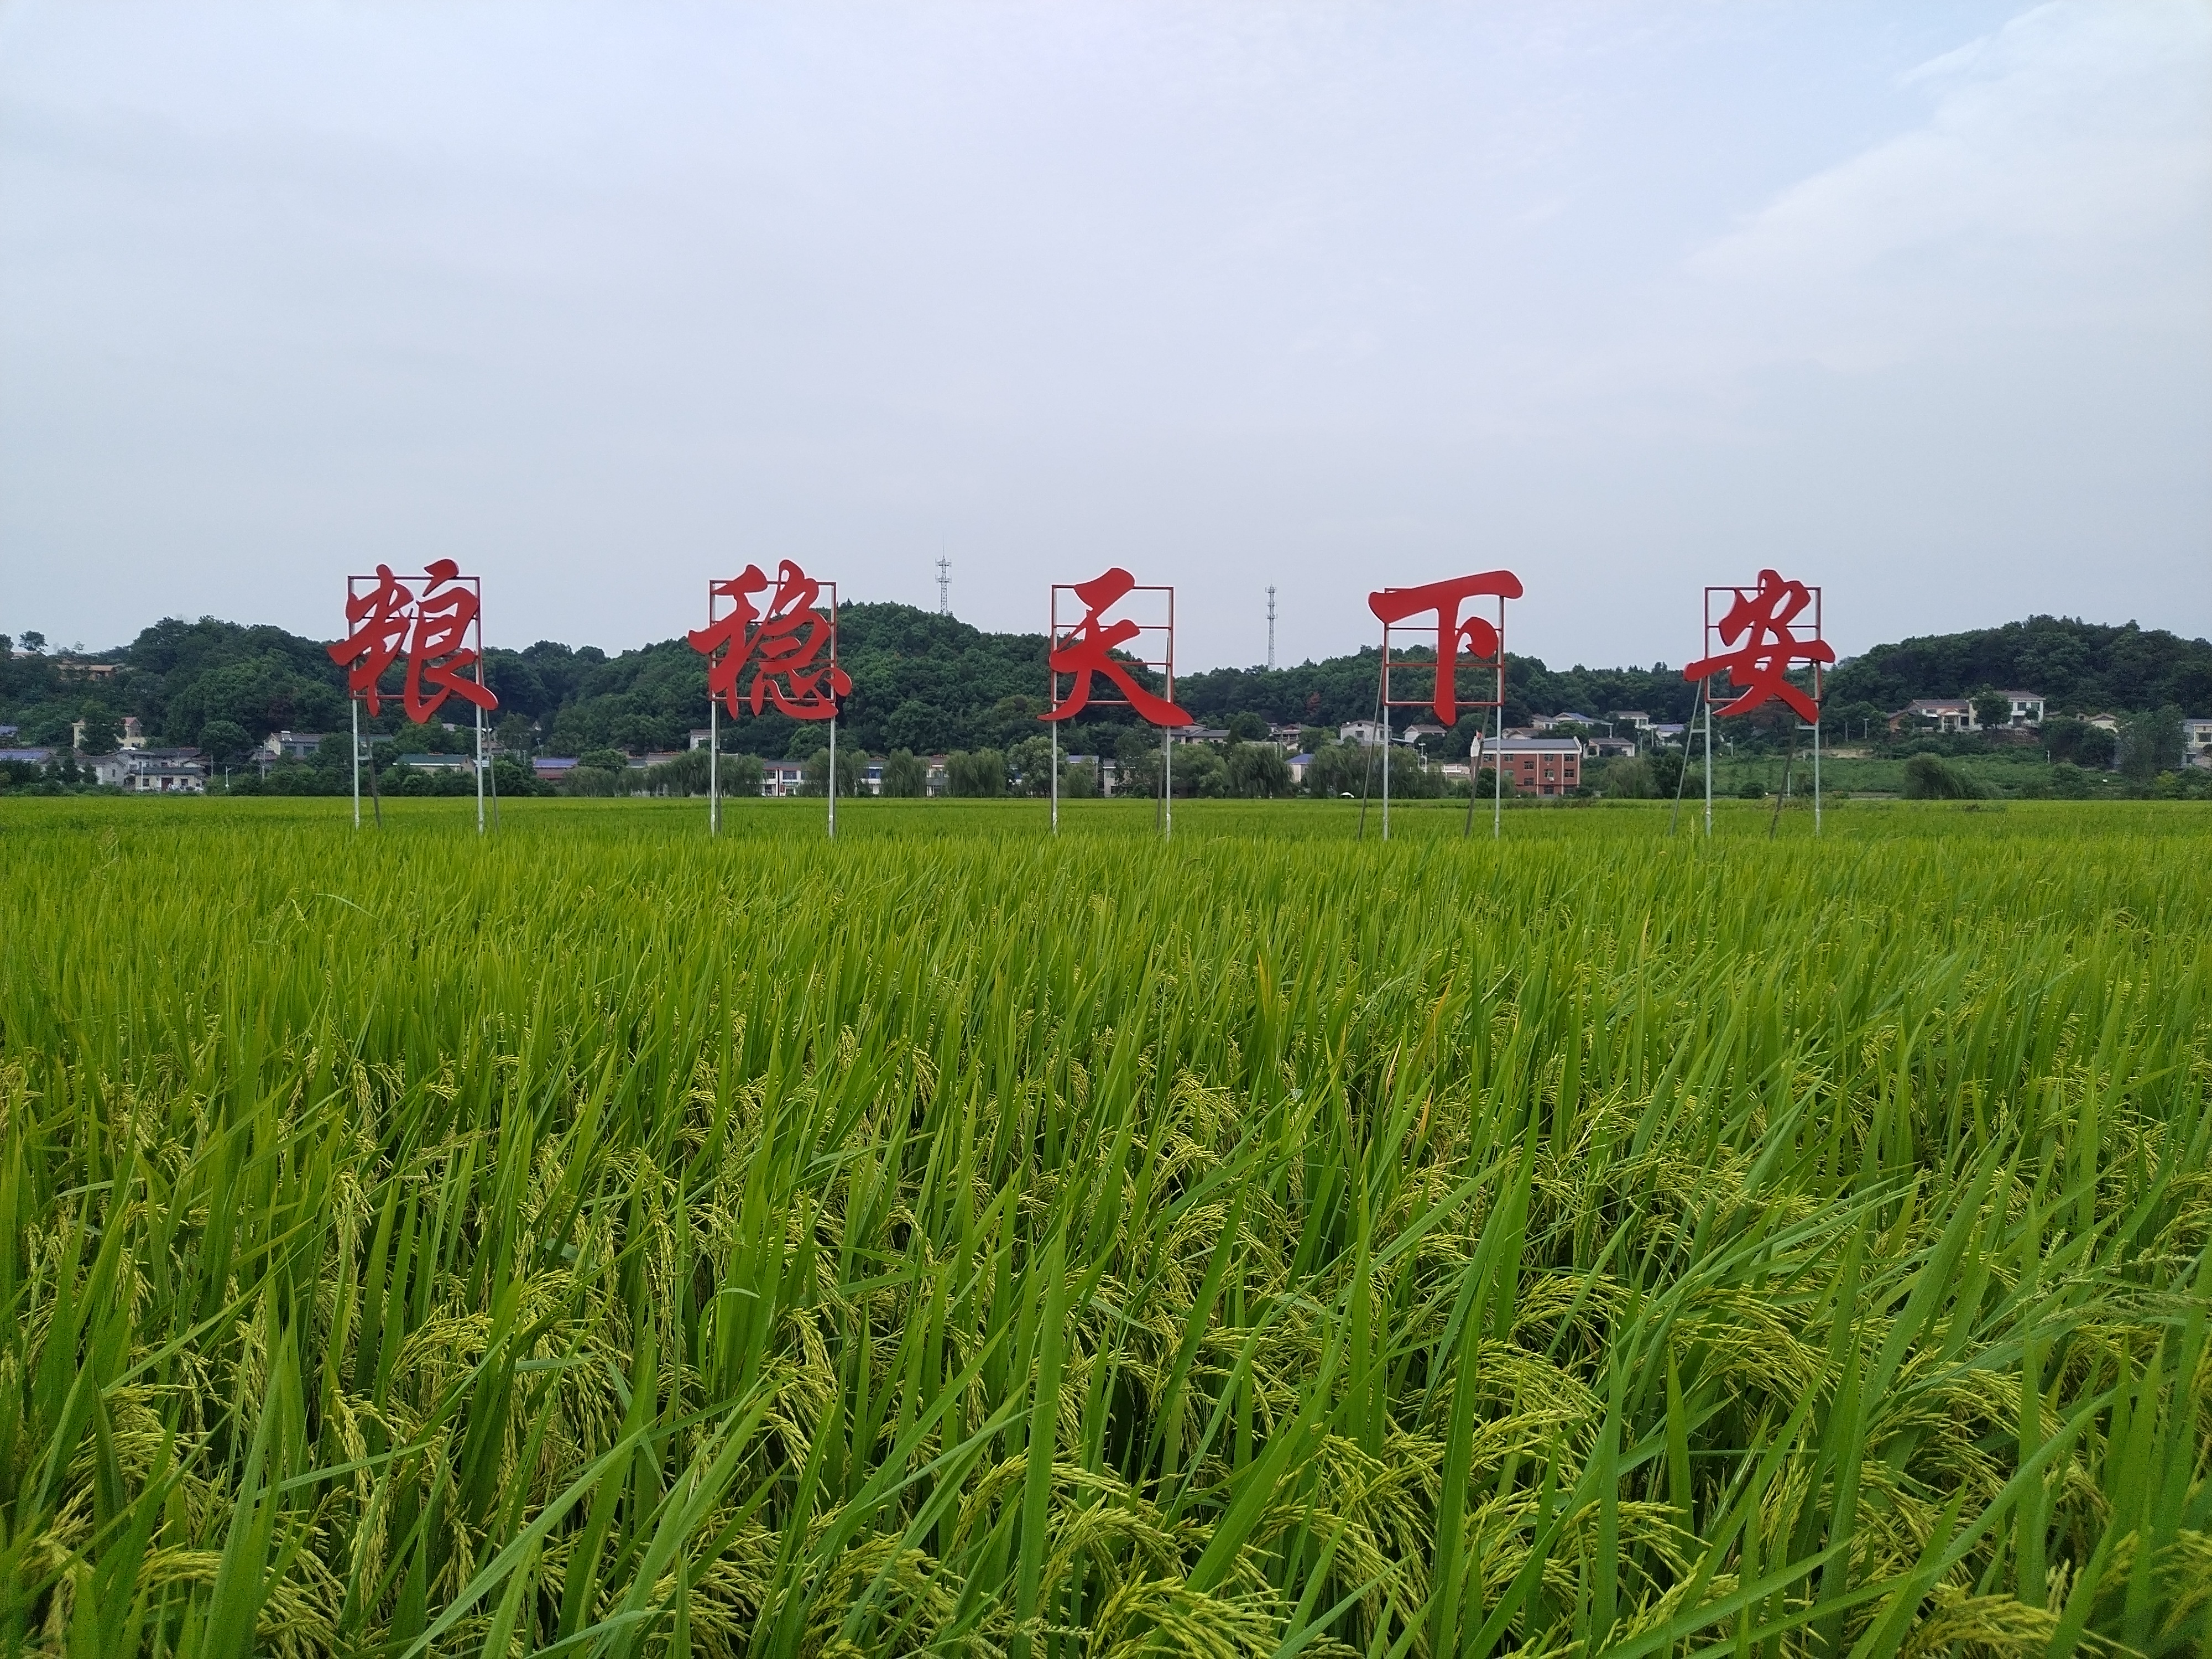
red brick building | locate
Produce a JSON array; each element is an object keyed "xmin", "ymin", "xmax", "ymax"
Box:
[{"xmin": 1490, "ymin": 736, "xmax": 1582, "ymax": 797}]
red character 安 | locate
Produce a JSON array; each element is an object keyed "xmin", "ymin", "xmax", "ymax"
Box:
[{"xmin": 1684, "ymin": 570, "xmax": 1833, "ymax": 721}]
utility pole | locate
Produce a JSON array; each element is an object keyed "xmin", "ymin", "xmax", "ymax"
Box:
[
  {"xmin": 1266, "ymin": 585, "xmax": 1276, "ymax": 671},
  {"xmin": 936, "ymin": 557, "xmax": 951, "ymax": 616}
]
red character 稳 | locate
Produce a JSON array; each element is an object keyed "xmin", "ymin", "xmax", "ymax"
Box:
[
  {"xmin": 328, "ymin": 561, "xmax": 498, "ymax": 721},
  {"xmin": 1040, "ymin": 567, "xmax": 1189, "ymax": 726},
  {"xmin": 1368, "ymin": 570, "xmax": 1523, "ymax": 727},
  {"xmin": 1684, "ymin": 569, "xmax": 1834, "ymax": 721},
  {"xmin": 687, "ymin": 560, "xmax": 851, "ymax": 719}
]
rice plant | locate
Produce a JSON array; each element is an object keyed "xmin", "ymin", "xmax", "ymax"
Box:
[{"xmin": 0, "ymin": 795, "xmax": 2206, "ymax": 1657}]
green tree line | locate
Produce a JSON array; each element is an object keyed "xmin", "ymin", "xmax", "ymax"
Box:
[{"xmin": 5, "ymin": 609, "xmax": 2208, "ymax": 766}]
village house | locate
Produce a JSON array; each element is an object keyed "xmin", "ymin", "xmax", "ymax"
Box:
[
  {"xmin": 254, "ymin": 730, "xmax": 326, "ymax": 774},
  {"xmin": 1888, "ymin": 692, "xmax": 2046, "ymax": 733},
  {"xmin": 125, "ymin": 760, "xmax": 208, "ymax": 794},
  {"xmin": 2183, "ymin": 717, "xmax": 2212, "ymax": 766},
  {"xmin": 1485, "ymin": 735, "xmax": 1583, "ymax": 797},
  {"xmin": 71, "ymin": 715, "xmax": 149, "ymax": 752},
  {"xmin": 71, "ymin": 747, "xmax": 201, "ymax": 789}
]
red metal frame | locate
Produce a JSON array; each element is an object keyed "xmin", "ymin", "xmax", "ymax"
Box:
[
  {"xmin": 692, "ymin": 564, "xmax": 846, "ymax": 721},
  {"xmin": 1372, "ymin": 581, "xmax": 1517, "ymax": 726},
  {"xmin": 1692, "ymin": 574, "xmax": 1829, "ymax": 721},
  {"xmin": 1044, "ymin": 573, "xmax": 1185, "ymax": 727},
  {"xmin": 337, "ymin": 565, "xmax": 491, "ymax": 722}
]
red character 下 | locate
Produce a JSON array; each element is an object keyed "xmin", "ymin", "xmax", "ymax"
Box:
[
  {"xmin": 1041, "ymin": 567, "xmax": 1188, "ymax": 726},
  {"xmin": 328, "ymin": 560, "xmax": 498, "ymax": 721},
  {"xmin": 1367, "ymin": 570, "xmax": 1523, "ymax": 727},
  {"xmin": 1684, "ymin": 570, "xmax": 1834, "ymax": 721},
  {"xmin": 687, "ymin": 560, "xmax": 851, "ymax": 720}
]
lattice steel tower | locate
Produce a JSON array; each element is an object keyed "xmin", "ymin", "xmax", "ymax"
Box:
[
  {"xmin": 1266, "ymin": 585, "xmax": 1277, "ymax": 670},
  {"xmin": 936, "ymin": 557, "xmax": 951, "ymax": 615}
]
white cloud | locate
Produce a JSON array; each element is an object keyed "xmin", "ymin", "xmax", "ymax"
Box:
[{"xmin": 1686, "ymin": 1, "xmax": 2212, "ymax": 373}]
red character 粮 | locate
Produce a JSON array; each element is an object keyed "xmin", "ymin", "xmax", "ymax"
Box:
[
  {"xmin": 1367, "ymin": 570, "xmax": 1523, "ymax": 727},
  {"xmin": 1684, "ymin": 570, "xmax": 1834, "ymax": 721},
  {"xmin": 1040, "ymin": 567, "xmax": 1188, "ymax": 726},
  {"xmin": 687, "ymin": 560, "xmax": 851, "ymax": 719},
  {"xmin": 329, "ymin": 562, "xmax": 500, "ymax": 721}
]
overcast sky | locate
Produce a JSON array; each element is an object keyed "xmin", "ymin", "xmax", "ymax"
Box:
[{"xmin": 3, "ymin": 1, "xmax": 2207, "ymax": 671}]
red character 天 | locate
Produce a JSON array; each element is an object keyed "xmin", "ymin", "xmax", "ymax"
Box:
[
  {"xmin": 403, "ymin": 560, "xmax": 498, "ymax": 722},
  {"xmin": 1040, "ymin": 567, "xmax": 1189, "ymax": 726},
  {"xmin": 1367, "ymin": 570, "xmax": 1523, "ymax": 726},
  {"xmin": 687, "ymin": 560, "xmax": 851, "ymax": 719},
  {"xmin": 1684, "ymin": 569, "xmax": 1834, "ymax": 721}
]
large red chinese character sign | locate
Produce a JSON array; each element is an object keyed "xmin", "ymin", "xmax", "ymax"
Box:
[
  {"xmin": 1365, "ymin": 570, "xmax": 1522, "ymax": 841},
  {"xmin": 687, "ymin": 560, "xmax": 849, "ymax": 837},
  {"xmin": 1683, "ymin": 569, "xmax": 1832, "ymax": 838},
  {"xmin": 330, "ymin": 562, "xmax": 499, "ymax": 833},
  {"xmin": 688, "ymin": 561, "xmax": 851, "ymax": 721},
  {"xmin": 331, "ymin": 562, "xmax": 499, "ymax": 722},
  {"xmin": 1369, "ymin": 571, "xmax": 1521, "ymax": 727},
  {"xmin": 1041, "ymin": 567, "xmax": 1186, "ymax": 834},
  {"xmin": 1684, "ymin": 570, "xmax": 1832, "ymax": 721},
  {"xmin": 1042, "ymin": 568, "xmax": 1188, "ymax": 727}
]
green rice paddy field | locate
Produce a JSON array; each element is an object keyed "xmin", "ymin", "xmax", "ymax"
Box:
[{"xmin": 2, "ymin": 795, "xmax": 2209, "ymax": 1657}]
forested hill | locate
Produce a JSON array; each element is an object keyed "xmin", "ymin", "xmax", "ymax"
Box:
[
  {"xmin": 1824, "ymin": 615, "xmax": 2212, "ymax": 717},
  {"xmin": 3, "ymin": 608, "xmax": 2206, "ymax": 759}
]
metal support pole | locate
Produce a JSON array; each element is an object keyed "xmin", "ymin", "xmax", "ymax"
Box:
[
  {"xmin": 1494, "ymin": 703, "xmax": 1504, "ymax": 839},
  {"xmin": 474, "ymin": 704, "xmax": 486, "ymax": 834},
  {"xmin": 351, "ymin": 698, "xmax": 360, "ymax": 829},
  {"xmin": 1703, "ymin": 695, "xmax": 1714, "ymax": 838},
  {"xmin": 1380, "ymin": 707, "xmax": 1391, "ymax": 842},
  {"xmin": 1162, "ymin": 726, "xmax": 1172, "ymax": 840},
  {"xmin": 1463, "ymin": 727, "xmax": 1479, "ymax": 838},
  {"xmin": 1051, "ymin": 714, "xmax": 1059, "ymax": 833},
  {"xmin": 827, "ymin": 716, "xmax": 837, "ymax": 839},
  {"xmin": 709, "ymin": 698, "xmax": 719, "ymax": 836},
  {"xmin": 1813, "ymin": 715, "xmax": 1822, "ymax": 836}
]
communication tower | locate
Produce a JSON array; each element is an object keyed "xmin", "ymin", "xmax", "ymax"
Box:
[
  {"xmin": 936, "ymin": 557, "xmax": 951, "ymax": 615},
  {"xmin": 1266, "ymin": 585, "xmax": 1277, "ymax": 670}
]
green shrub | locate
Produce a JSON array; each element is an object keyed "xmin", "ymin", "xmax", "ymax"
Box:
[{"xmin": 1902, "ymin": 752, "xmax": 1987, "ymax": 799}]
